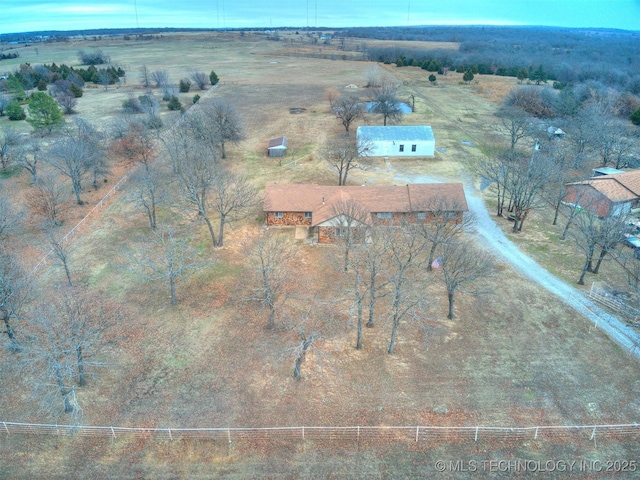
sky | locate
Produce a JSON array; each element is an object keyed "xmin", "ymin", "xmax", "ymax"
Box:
[{"xmin": 1, "ymin": 0, "xmax": 640, "ymax": 35}]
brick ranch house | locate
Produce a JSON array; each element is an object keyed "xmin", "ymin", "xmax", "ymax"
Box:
[
  {"xmin": 564, "ymin": 169, "xmax": 640, "ymax": 217},
  {"xmin": 263, "ymin": 183, "xmax": 468, "ymax": 243}
]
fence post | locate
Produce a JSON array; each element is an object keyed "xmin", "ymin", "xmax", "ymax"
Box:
[
  {"xmin": 3, "ymin": 422, "xmax": 9, "ymax": 434},
  {"xmin": 227, "ymin": 428, "xmax": 231, "ymax": 444},
  {"xmin": 357, "ymin": 426, "xmax": 360, "ymax": 443},
  {"xmin": 168, "ymin": 428, "xmax": 172, "ymax": 441},
  {"xmin": 301, "ymin": 425, "xmax": 305, "ymax": 441},
  {"xmin": 534, "ymin": 426, "xmax": 538, "ymax": 440},
  {"xmin": 415, "ymin": 426, "xmax": 419, "ymax": 442},
  {"xmin": 590, "ymin": 426, "xmax": 597, "ymax": 448},
  {"xmin": 111, "ymin": 426, "xmax": 116, "ymax": 439},
  {"xmin": 474, "ymin": 426, "xmax": 479, "ymax": 442}
]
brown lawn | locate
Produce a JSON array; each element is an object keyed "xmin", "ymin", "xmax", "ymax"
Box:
[{"xmin": 1, "ymin": 31, "xmax": 639, "ymax": 478}]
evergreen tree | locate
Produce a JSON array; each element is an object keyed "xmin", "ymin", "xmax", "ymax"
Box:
[
  {"xmin": 7, "ymin": 76, "xmax": 26, "ymax": 102},
  {"xmin": 26, "ymin": 92, "xmax": 64, "ymax": 132},
  {"xmin": 167, "ymin": 95, "xmax": 181, "ymax": 111},
  {"xmin": 632, "ymin": 108, "xmax": 640, "ymax": 126},
  {"xmin": 463, "ymin": 69, "xmax": 474, "ymax": 84},
  {"xmin": 529, "ymin": 65, "xmax": 547, "ymax": 85},
  {"xmin": 516, "ymin": 68, "xmax": 529, "ymax": 83},
  {"xmin": 209, "ymin": 70, "xmax": 219, "ymax": 86},
  {"xmin": 6, "ymin": 101, "xmax": 26, "ymax": 121}
]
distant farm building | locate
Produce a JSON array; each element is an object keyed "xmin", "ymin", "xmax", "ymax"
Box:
[
  {"xmin": 268, "ymin": 137, "xmax": 287, "ymax": 157},
  {"xmin": 264, "ymin": 183, "xmax": 467, "ymax": 244},
  {"xmin": 565, "ymin": 169, "xmax": 640, "ymax": 217},
  {"xmin": 356, "ymin": 126, "xmax": 435, "ymax": 157}
]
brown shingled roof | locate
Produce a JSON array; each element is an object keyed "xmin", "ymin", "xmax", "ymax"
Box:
[
  {"xmin": 568, "ymin": 169, "xmax": 640, "ymax": 203},
  {"xmin": 268, "ymin": 137, "xmax": 287, "ymax": 148},
  {"xmin": 263, "ymin": 183, "xmax": 468, "ymax": 226}
]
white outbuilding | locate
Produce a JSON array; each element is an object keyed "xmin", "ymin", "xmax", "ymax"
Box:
[{"xmin": 356, "ymin": 125, "xmax": 435, "ymax": 157}]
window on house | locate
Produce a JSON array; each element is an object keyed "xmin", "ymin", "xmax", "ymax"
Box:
[
  {"xmin": 376, "ymin": 212, "xmax": 393, "ymax": 219},
  {"xmin": 411, "ymin": 144, "xmax": 417, "ymax": 152},
  {"xmin": 417, "ymin": 212, "xmax": 427, "ymax": 219},
  {"xmin": 399, "ymin": 144, "xmax": 404, "ymax": 152},
  {"xmin": 335, "ymin": 227, "xmax": 347, "ymax": 237},
  {"xmin": 274, "ymin": 212, "xmax": 283, "ymax": 218},
  {"xmin": 304, "ymin": 212, "xmax": 312, "ymax": 218}
]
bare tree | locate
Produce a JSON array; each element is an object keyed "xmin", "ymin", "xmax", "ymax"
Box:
[
  {"xmin": 571, "ymin": 211, "xmax": 628, "ymax": 285},
  {"xmin": 139, "ymin": 65, "xmax": 151, "ymax": 88},
  {"xmin": 0, "ymin": 127, "xmax": 20, "ymax": 173},
  {"xmin": 75, "ymin": 118, "xmax": 109, "ymax": 190},
  {"xmin": 165, "ymin": 120, "xmax": 221, "ymax": 247},
  {"xmin": 437, "ymin": 240, "xmax": 494, "ymax": 320},
  {"xmin": 46, "ymin": 126, "xmax": 94, "ymax": 204},
  {"xmin": 188, "ymin": 69, "xmax": 209, "ymax": 90},
  {"xmin": 0, "ymin": 250, "xmax": 30, "ymax": 348},
  {"xmin": 203, "ymin": 100, "xmax": 245, "ymax": 159},
  {"xmin": 128, "ymin": 163, "xmax": 166, "ymax": 230},
  {"xmin": 330, "ymin": 196, "xmax": 371, "ymax": 273},
  {"xmin": 591, "ymin": 218, "xmax": 627, "ymax": 275},
  {"xmin": 55, "ymin": 91, "xmax": 77, "ymax": 114},
  {"xmin": 150, "ymin": 70, "xmax": 170, "ymax": 90},
  {"xmin": 369, "ymin": 83, "xmax": 404, "ymax": 126},
  {"xmin": 505, "ymin": 150, "xmax": 557, "ymax": 232},
  {"xmin": 42, "ymin": 220, "xmax": 74, "ymax": 286},
  {"xmin": 365, "ymin": 65, "xmax": 381, "ymax": 88},
  {"xmin": 413, "ymin": 199, "xmax": 473, "ymax": 271},
  {"xmin": 293, "ymin": 327, "xmax": 320, "ymax": 380},
  {"xmin": 322, "ymin": 135, "xmax": 372, "ymax": 186},
  {"xmin": 473, "ymin": 153, "xmax": 512, "ymax": 218},
  {"xmin": 283, "ymin": 300, "xmax": 336, "ymax": 380},
  {"xmin": 243, "ymin": 233, "xmax": 298, "ymax": 329},
  {"xmin": 15, "ymin": 139, "xmax": 42, "ymax": 183},
  {"xmin": 210, "ymin": 169, "xmax": 259, "ymax": 247},
  {"xmin": 111, "ymin": 120, "xmax": 158, "ymax": 170},
  {"xmin": 21, "ymin": 286, "xmax": 120, "ymax": 419},
  {"xmin": 330, "ymin": 94, "xmax": 366, "ymax": 135},
  {"xmin": 97, "ymin": 70, "xmax": 112, "ymax": 91},
  {"xmin": 494, "ymin": 105, "xmax": 534, "ymax": 155},
  {"xmin": 125, "ymin": 227, "xmax": 201, "ymax": 305},
  {"xmin": 0, "ymin": 194, "xmax": 23, "ymax": 240},
  {"xmin": 384, "ymin": 226, "xmax": 428, "ymax": 355},
  {"xmin": 28, "ymin": 170, "xmax": 70, "ymax": 225}
]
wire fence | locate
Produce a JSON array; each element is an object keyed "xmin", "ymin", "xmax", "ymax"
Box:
[
  {"xmin": 28, "ymin": 82, "xmax": 221, "ymax": 276},
  {"xmin": 2, "ymin": 421, "xmax": 639, "ymax": 445}
]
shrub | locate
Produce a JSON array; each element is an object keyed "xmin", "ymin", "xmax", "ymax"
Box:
[
  {"xmin": 69, "ymin": 83, "xmax": 83, "ymax": 98},
  {"xmin": 632, "ymin": 108, "xmax": 640, "ymax": 126},
  {"xmin": 77, "ymin": 49, "xmax": 110, "ymax": 65},
  {"xmin": 145, "ymin": 115, "xmax": 163, "ymax": 130},
  {"xmin": 6, "ymin": 101, "xmax": 26, "ymax": 120},
  {"xmin": 193, "ymin": 94, "xmax": 201, "ymax": 104},
  {"xmin": 167, "ymin": 95, "xmax": 181, "ymax": 111},
  {"xmin": 179, "ymin": 79, "xmax": 191, "ymax": 93},
  {"xmin": 122, "ymin": 97, "xmax": 142, "ymax": 113}
]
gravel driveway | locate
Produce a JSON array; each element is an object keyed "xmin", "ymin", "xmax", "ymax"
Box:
[{"xmin": 465, "ymin": 185, "xmax": 640, "ymax": 360}]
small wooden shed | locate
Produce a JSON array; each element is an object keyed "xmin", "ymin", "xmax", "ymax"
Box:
[{"xmin": 268, "ymin": 137, "xmax": 287, "ymax": 157}]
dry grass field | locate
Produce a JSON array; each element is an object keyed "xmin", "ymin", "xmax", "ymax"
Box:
[{"xmin": 1, "ymin": 32, "xmax": 640, "ymax": 478}]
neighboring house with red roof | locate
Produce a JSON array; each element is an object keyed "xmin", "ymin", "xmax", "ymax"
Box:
[
  {"xmin": 565, "ymin": 170, "xmax": 640, "ymax": 217},
  {"xmin": 263, "ymin": 183, "xmax": 468, "ymax": 243}
]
